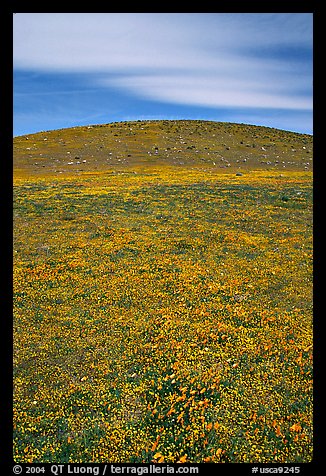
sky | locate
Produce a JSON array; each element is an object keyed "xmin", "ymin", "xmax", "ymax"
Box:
[{"xmin": 13, "ymin": 13, "xmax": 313, "ymax": 136}]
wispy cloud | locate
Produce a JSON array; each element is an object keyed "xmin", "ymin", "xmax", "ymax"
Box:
[
  {"xmin": 100, "ymin": 69, "xmax": 311, "ymax": 111},
  {"xmin": 13, "ymin": 13, "xmax": 312, "ymax": 71},
  {"xmin": 13, "ymin": 13, "xmax": 313, "ymax": 133}
]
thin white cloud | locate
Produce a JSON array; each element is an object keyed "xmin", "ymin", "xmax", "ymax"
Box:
[
  {"xmin": 14, "ymin": 13, "xmax": 207, "ymax": 71},
  {"xmin": 13, "ymin": 13, "xmax": 313, "ymax": 112},
  {"xmin": 102, "ymin": 73, "xmax": 311, "ymax": 111},
  {"xmin": 13, "ymin": 13, "xmax": 312, "ymax": 71}
]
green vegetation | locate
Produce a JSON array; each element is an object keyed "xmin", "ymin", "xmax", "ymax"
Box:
[{"xmin": 13, "ymin": 120, "xmax": 313, "ymax": 463}]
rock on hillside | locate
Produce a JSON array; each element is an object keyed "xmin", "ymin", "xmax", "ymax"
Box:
[{"xmin": 13, "ymin": 120, "xmax": 313, "ymax": 176}]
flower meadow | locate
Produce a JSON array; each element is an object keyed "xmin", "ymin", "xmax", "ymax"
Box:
[{"xmin": 13, "ymin": 123, "xmax": 313, "ymax": 464}]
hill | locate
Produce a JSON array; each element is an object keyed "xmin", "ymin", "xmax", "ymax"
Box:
[
  {"xmin": 13, "ymin": 120, "xmax": 312, "ymax": 176},
  {"xmin": 13, "ymin": 120, "xmax": 313, "ymax": 463}
]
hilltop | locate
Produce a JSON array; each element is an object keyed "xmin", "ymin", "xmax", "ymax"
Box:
[{"xmin": 13, "ymin": 120, "xmax": 312, "ymax": 176}]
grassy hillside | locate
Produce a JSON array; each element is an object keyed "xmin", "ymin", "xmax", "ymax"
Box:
[
  {"xmin": 13, "ymin": 120, "xmax": 313, "ymax": 463},
  {"xmin": 14, "ymin": 120, "xmax": 312, "ymax": 176}
]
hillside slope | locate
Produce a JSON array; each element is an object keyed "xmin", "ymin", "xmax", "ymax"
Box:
[
  {"xmin": 13, "ymin": 119, "xmax": 313, "ymax": 463},
  {"xmin": 13, "ymin": 120, "xmax": 313, "ymax": 176}
]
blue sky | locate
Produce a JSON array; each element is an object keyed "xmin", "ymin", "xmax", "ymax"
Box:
[{"xmin": 13, "ymin": 13, "xmax": 313, "ymax": 136}]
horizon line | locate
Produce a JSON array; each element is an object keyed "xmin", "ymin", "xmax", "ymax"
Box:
[{"xmin": 13, "ymin": 118, "xmax": 313, "ymax": 138}]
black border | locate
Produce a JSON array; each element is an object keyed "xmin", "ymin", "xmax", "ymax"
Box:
[{"xmin": 4, "ymin": 3, "xmax": 322, "ymax": 475}]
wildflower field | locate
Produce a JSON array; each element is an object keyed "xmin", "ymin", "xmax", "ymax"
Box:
[{"xmin": 13, "ymin": 121, "xmax": 313, "ymax": 463}]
